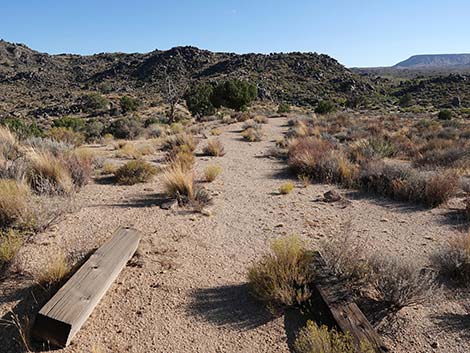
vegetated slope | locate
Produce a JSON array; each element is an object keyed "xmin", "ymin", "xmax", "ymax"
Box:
[
  {"xmin": 393, "ymin": 73, "xmax": 470, "ymax": 108},
  {"xmin": 0, "ymin": 40, "xmax": 375, "ymax": 118},
  {"xmin": 394, "ymin": 54, "xmax": 470, "ymax": 69}
]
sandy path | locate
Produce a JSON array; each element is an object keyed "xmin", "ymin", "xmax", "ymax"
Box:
[{"xmin": 1, "ymin": 116, "xmax": 468, "ymax": 353}]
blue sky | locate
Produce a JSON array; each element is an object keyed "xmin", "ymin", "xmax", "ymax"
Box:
[{"xmin": 1, "ymin": 0, "xmax": 468, "ymax": 67}]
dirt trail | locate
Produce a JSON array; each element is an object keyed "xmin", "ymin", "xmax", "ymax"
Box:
[{"xmin": 1, "ymin": 117, "xmax": 468, "ymax": 353}]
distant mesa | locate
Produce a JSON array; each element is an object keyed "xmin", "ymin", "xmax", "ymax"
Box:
[{"xmin": 394, "ymin": 54, "xmax": 470, "ymax": 69}]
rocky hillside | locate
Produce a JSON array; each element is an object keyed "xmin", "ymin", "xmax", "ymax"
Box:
[
  {"xmin": 394, "ymin": 54, "xmax": 470, "ymax": 69},
  {"xmin": 0, "ymin": 40, "xmax": 374, "ymax": 119}
]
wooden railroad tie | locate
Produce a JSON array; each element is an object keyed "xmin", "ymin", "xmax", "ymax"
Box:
[{"xmin": 32, "ymin": 227, "xmax": 142, "ymax": 348}]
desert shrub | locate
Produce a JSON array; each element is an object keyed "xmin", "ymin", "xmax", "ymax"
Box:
[
  {"xmin": 190, "ymin": 186, "xmax": 213, "ymax": 212},
  {"xmin": 0, "ymin": 229, "xmax": 23, "ymax": 265},
  {"xmin": 203, "ymin": 139, "xmax": 225, "ymax": 156},
  {"xmin": 294, "ymin": 321, "xmax": 375, "ymax": 353},
  {"xmin": 162, "ymin": 163, "xmax": 194, "ymax": 199},
  {"xmin": 146, "ymin": 123, "xmax": 166, "ymax": 138},
  {"xmin": 359, "ymin": 161, "xmax": 458, "ymax": 207},
  {"xmin": 60, "ymin": 151, "xmax": 93, "ymax": 188},
  {"xmin": 279, "ymin": 182, "xmax": 294, "ymax": 194},
  {"xmin": 438, "ymin": 109, "xmax": 452, "ymax": 120},
  {"xmin": 399, "ymin": 93, "xmax": 414, "ymax": 108},
  {"xmin": 2, "ymin": 118, "xmax": 43, "ymax": 139},
  {"xmin": 27, "ymin": 151, "xmax": 74, "ymax": 195},
  {"xmin": 52, "ymin": 117, "xmax": 85, "ymax": 132},
  {"xmin": 369, "ymin": 256, "xmax": 437, "ymax": 311},
  {"xmin": 82, "ymin": 93, "xmax": 109, "ymax": 113},
  {"xmin": 414, "ymin": 145, "xmax": 469, "ymax": 169},
  {"xmin": 35, "ymin": 252, "xmax": 70, "ymax": 289},
  {"xmin": 277, "ymin": 103, "xmax": 291, "ymax": 114},
  {"xmin": 288, "ymin": 137, "xmax": 357, "ymax": 186},
  {"xmin": 233, "ymin": 111, "xmax": 252, "ymax": 122},
  {"xmin": 0, "ymin": 180, "xmax": 31, "ymax": 229},
  {"xmin": 212, "ymin": 79, "xmax": 257, "ymax": 111},
  {"xmin": 84, "ymin": 120, "xmax": 105, "ymax": 141},
  {"xmin": 114, "ymin": 160, "xmax": 157, "ymax": 185},
  {"xmin": 315, "ymin": 100, "xmax": 335, "ymax": 115},
  {"xmin": 425, "ymin": 172, "xmax": 460, "ymax": 207},
  {"xmin": 431, "ymin": 232, "xmax": 470, "ymax": 286},
  {"xmin": 247, "ymin": 235, "xmax": 314, "ymax": 314},
  {"xmin": 106, "ymin": 118, "xmax": 142, "ymax": 140},
  {"xmin": 120, "ymin": 96, "xmax": 140, "ymax": 113},
  {"xmin": 320, "ymin": 235, "xmax": 372, "ymax": 291},
  {"xmin": 47, "ymin": 127, "xmax": 85, "ymax": 147},
  {"xmin": 25, "ymin": 137, "xmax": 72, "ymax": 156},
  {"xmin": 185, "ymin": 83, "xmax": 215, "ymax": 117},
  {"xmin": 204, "ymin": 165, "xmax": 222, "ymax": 182}
]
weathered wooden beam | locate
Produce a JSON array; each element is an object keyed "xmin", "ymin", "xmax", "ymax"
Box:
[
  {"xmin": 32, "ymin": 227, "xmax": 142, "ymax": 347},
  {"xmin": 310, "ymin": 252, "xmax": 388, "ymax": 353}
]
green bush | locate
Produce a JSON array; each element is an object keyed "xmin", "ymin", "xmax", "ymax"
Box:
[
  {"xmin": 438, "ymin": 109, "xmax": 452, "ymax": 120},
  {"xmin": 52, "ymin": 117, "xmax": 85, "ymax": 132},
  {"xmin": 212, "ymin": 79, "xmax": 257, "ymax": 111},
  {"xmin": 84, "ymin": 120, "xmax": 105, "ymax": 141},
  {"xmin": 82, "ymin": 93, "xmax": 109, "ymax": 113},
  {"xmin": 399, "ymin": 93, "xmax": 414, "ymax": 108},
  {"xmin": 315, "ymin": 100, "xmax": 335, "ymax": 115},
  {"xmin": 120, "ymin": 96, "xmax": 140, "ymax": 113},
  {"xmin": 1, "ymin": 118, "xmax": 43, "ymax": 138},
  {"xmin": 185, "ymin": 84, "xmax": 215, "ymax": 117},
  {"xmin": 277, "ymin": 103, "xmax": 291, "ymax": 114},
  {"xmin": 106, "ymin": 118, "xmax": 142, "ymax": 139}
]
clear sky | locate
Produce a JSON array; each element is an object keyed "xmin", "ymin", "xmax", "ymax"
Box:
[{"xmin": 1, "ymin": 0, "xmax": 468, "ymax": 67}]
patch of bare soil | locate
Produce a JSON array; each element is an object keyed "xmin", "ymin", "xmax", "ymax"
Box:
[{"xmin": 1, "ymin": 117, "xmax": 469, "ymax": 353}]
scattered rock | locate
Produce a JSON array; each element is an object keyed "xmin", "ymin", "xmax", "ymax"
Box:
[
  {"xmin": 160, "ymin": 199, "xmax": 178, "ymax": 210},
  {"xmin": 323, "ymin": 190, "xmax": 341, "ymax": 203}
]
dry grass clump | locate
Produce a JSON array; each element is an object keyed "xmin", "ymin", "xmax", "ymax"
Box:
[
  {"xmin": 27, "ymin": 150, "xmax": 74, "ymax": 195},
  {"xmin": 0, "ymin": 230, "xmax": 23, "ymax": 266},
  {"xmin": 35, "ymin": 252, "xmax": 70, "ymax": 289},
  {"xmin": 115, "ymin": 142, "xmax": 141, "ymax": 159},
  {"xmin": 0, "ymin": 180, "xmax": 32, "ymax": 228},
  {"xmin": 432, "ymin": 231, "xmax": 470, "ymax": 286},
  {"xmin": 294, "ymin": 321, "xmax": 375, "ymax": 353},
  {"xmin": 162, "ymin": 163, "xmax": 194, "ymax": 199},
  {"xmin": 298, "ymin": 174, "xmax": 311, "ymax": 188},
  {"xmin": 203, "ymin": 139, "xmax": 226, "ymax": 156},
  {"xmin": 114, "ymin": 160, "xmax": 158, "ymax": 185},
  {"xmin": 0, "ymin": 126, "xmax": 21, "ymax": 161},
  {"xmin": 279, "ymin": 182, "xmax": 294, "ymax": 194},
  {"xmin": 359, "ymin": 161, "xmax": 459, "ymax": 207},
  {"xmin": 210, "ymin": 128, "xmax": 222, "ymax": 136},
  {"xmin": 47, "ymin": 127, "xmax": 85, "ymax": 147},
  {"xmin": 163, "ymin": 133, "xmax": 197, "ymax": 153},
  {"xmin": 101, "ymin": 161, "xmax": 119, "ymax": 175},
  {"xmin": 204, "ymin": 165, "xmax": 222, "ymax": 182},
  {"xmin": 169, "ymin": 150, "xmax": 195, "ymax": 172},
  {"xmin": 247, "ymin": 235, "xmax": 314, "ymax": 314},
  {"xmin": 254, "ymin": 115, "xmax": 268, "ymax": 124},
  {"xmin": 241, "ymin": 124, "xmax": 264, "ymax": 142}
]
